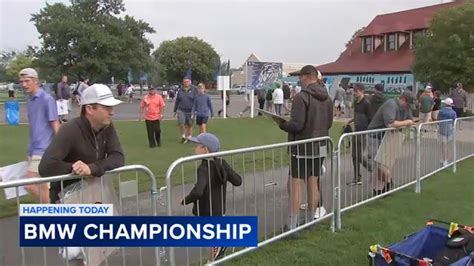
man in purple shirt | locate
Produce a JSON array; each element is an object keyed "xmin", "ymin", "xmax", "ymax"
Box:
[
  {"xmin": 56, "ymin": 75, "xmax": 70, "ymax": 122},
  {"xmin": 19, "ymin": 68, "xmax": 60, "ymax": 203}
]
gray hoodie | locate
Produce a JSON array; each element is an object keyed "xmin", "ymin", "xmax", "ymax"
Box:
[{"xmin": 279, "ymin": 82, "xmax": 333, "ymax": 156}]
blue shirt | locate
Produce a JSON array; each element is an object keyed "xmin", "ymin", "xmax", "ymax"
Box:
[
  {"xmin": 174, "ymin": 87, "xmax": 196, "ymax": 112},
  {"xmin": 27, "ymin": 89, "xmax": 58, "ymax": 156},
  {"xmin": 192, "ymin": 94, "xmax": 214, "ymax": 117},
  {"xmin": 437, "ymin": 107, "xmax": 457, "ymax": 136}
]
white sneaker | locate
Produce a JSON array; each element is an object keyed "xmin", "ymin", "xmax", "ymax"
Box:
[{"xmin": 314, "ymin": 207, "xmax": 327, "ymax": 219}]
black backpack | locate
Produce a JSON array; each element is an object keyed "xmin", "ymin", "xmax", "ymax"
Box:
[{"xmin": 266, "ymin": 90, "xmax": 273, "ymax": 101}]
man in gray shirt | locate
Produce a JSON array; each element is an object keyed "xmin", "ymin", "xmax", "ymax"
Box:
[
  {"xmin": 366, "ymin": 91, "xmax": 416, "ymax": 196},
  {"xmin": 450, "ymin": 82, "xmax": 468, "ymax": 117}
]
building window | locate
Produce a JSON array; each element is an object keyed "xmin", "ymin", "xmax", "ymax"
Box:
[
  {"xmin": 387, "ymin": 33, "xmax": 397, "ymax": 51},
  {"xmin": 404, "ymin": 77, "xmax": 407, "ymax": 83},
  {"xmin": 363, "ymin": 37, "xmax": 373, "ymax": 53}
]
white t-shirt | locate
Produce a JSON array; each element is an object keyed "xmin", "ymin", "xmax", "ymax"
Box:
[{"xmin": 8, "ymin": 83, "xmax": 14, "ymax": 91}]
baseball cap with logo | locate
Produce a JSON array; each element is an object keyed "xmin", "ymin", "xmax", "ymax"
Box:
[
  {"xmin": 18, "ymin": 68, "xmax": 38, "ymax": 79},
  {"xmin": 80, "ymin": 84, "xmax": 122, "ymax": 106},
  {"xmin": 189, "ymin": 133, "xmax": 220, "ymax": 153},
  {"xmin": 442, "ymin": 98, "xmax": 454, "ymax": 106}
]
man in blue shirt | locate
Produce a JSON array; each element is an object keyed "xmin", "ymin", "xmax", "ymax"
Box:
[
  {"xmin": 174, "ymin": 77, "xmax": 196, "ymax": 143},
  {"xmin": 191, "ymin": 83, "xmax": 213, "ymax": 134},
  {"xmin": 19, "ymin": 68, "xmax": 60, "ymax": 203},
  {"xmin": 437, "ymin": 97, "xmax": 457, "ymax": 166}
]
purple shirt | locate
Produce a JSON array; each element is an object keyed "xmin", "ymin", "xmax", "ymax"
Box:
[{"xmin": 27, "ymin": 89, "xmax": 58, "ymax": 156}]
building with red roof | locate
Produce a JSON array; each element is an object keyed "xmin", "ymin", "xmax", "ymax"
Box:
[{"xmin": 314, "ymin": 1, "xmax": 463, "ymax": 95}]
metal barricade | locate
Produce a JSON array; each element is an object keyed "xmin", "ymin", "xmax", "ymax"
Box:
[
  {"xmin": 335, "ymin": 127, "xmax": 417, "ymax": 229},
  {"xmin": 0, "ymin": 164, "xmax": 165, "ymax": 266},
  {"xmin": 415, "ymin": 120, "xmax": 456, "ymax": 192},
  {"xmin": 453, "ymin": 116, "xmax": 474, "ymax": 173},
  {"xmin": 163, "ymin": 137, "xmax": 334, "ymax": 266}
]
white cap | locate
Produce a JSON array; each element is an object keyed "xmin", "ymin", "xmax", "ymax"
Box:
[
  {"xmin": 80, "ymin": 84, "xmax": 122, "ymax": 106},
  {"xmin": 18, "ymin": 68, "xmax": 38, "ymax": 79},
  {"xmin": 442, "ymin": 98, "xmax": 454, "ymax": 106}
]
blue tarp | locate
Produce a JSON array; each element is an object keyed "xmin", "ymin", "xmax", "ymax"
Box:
[{"xmin": 4, "ymin": 100, "xmax": 20, "ymax": 125}]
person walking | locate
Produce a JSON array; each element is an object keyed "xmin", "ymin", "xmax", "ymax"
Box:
[
  {"xmin": 450, "ymin": 83, "xmax": 468, "ymax": 117},
  {"xmin": 140, "ymin": 86, "xmax": 165, "ymax": 148},
  {"xmin": 56, "ymin": 75, "xmax": 71, "ymax": 122},
  {"xmin": 192, "ymin": 83, "xmax": 214, "ymax": 133},
  {"xmin": 19, "ymin": 68, "xmax": 60, "ymax": 203},
  {"xmin": 174, "ymin": 77, "xmax": 196, "ymax": 143}
]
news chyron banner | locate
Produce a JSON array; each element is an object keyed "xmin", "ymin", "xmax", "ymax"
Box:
[{"xmin": 19, "ymin": 204, "xmax": 258, "ymax": 247}]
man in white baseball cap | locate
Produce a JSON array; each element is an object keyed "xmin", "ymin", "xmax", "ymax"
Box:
[{"xmin": 437, "ymin": 97, "xmax": 457, "ymax": 167}]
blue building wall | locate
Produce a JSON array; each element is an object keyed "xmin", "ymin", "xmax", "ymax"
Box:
[{"xmin": 323, "ymin": 73, "xmax": 415, "ymax": 95}]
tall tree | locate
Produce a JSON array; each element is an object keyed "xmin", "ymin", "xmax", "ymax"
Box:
[
  {"xmin": 153, "ymin": 37, "xmax": 220, "ymax": 83},
  {"xmin": 31, "ymin": 0, "xmax": 155, "ymax": 82},
  {"xmin": 5, "ymin": 53, "xmax": 34, "ymax": 81},
  {"xmin": 0, "ymin": 50, "xmax": 17, "ymax": 81},
  {"xmin": 412, "ymin": 1, "xmax": 474, "ymax": 92}
]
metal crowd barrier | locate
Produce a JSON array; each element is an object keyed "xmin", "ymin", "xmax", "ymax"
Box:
[
  {"xmin": 0, "ymin": 165, "xmax": 164, "ymax": 266},
  {"xmin": 335, "ymin": 126, "xmax": 418, "ymax": 229},
  {"xmin": 453, "ymin": 116, "xmax": 474, "ymax": 172},
  {"xmin": 163, "ymin": 137, "xmax": 334, "ymax": 266}
]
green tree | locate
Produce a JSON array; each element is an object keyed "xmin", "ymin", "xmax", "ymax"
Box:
[
  {"xmin": 0, "ymin": 51, "xmax": 17, "ymax": 81},
  {"xmin": 5, "ymin": 53, "xmax": 34, "ymax": 81},
  {"xmin": 153, "ymin": 37, "xmax": 220, "ymax": 83},
  {"xmin": 31, "ymin": 0, "xmax": 155, "ymax": 82},
  {"xmin": 413, "ymin": 2, "xmax": 474, "ymax": 92}
]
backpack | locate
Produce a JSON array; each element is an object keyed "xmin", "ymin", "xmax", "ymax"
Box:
[{"xmin": 266, "ymin": 90, "xmax": 273, "ymax": 101}]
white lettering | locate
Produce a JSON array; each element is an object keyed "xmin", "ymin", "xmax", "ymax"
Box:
[
  {"xmin": 24, "ymin": 224, "xmax": 37, "ymax": 239},
  {"xmin": 239, "ymin": 224, "xmax": 251, "ymax": 239},
  {"xmin": 216, "ymin": 224, "xmax": 230, "ymax": 240},
  {"xmin": 100, "ymin": 224, "xmax": 114, "ymax": 239},
  {"xmin": 39, "ymin": 224, "xmax": 55, "ymax": 239},
  {"xmin": 186, "ymin": 224, "xmax": 200, "ymax": 240},
  {"xmin": 115, "ymin": 224, "xmax": 130, "ymax": 239},
  {"xmin": 131, "ymin": 224, "xmax": 147, "ymax": 239},
  {"xmin": 169, "ymin": 224, "xmax": 185, "ymax": 239},
  {"xmin": 84, "ymin": 224, "xmax": 98, "ymax": 240},
  {"xmin": 149, "ymin": 224, "xmax": 161, "ymax": 239},
  {"xmin": 202, "ymin": 224, "xmax": 214, "ymax": 240},
  {"xmin": 58, "ymin": 224, "xmax": 76, "ymax": 239}
]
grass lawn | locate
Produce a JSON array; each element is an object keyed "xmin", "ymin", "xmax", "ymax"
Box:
[
  {"xmin": 228, "ymin": 158, "xmax": 474, "ymax": 266},
  {"xmin": 0, "ymin": 117, "xmax": 344, "ymax": 217}
]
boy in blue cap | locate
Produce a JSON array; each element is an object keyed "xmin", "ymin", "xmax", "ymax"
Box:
[{"xmin": 181, "ymin": 132, "xmax": 242, "ymax": 261}]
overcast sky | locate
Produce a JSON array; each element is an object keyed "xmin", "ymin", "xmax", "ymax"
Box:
[{"xmin": 0, "ymin": 0, "xmax": 444, "ymax": 67}]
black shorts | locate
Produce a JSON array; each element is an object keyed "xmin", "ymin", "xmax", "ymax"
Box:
[
  {"xmin": 290, "ymin": 156, "xmax": 325, "ymax": 179},
  {"xmin": 196, "ymin": 116, "xmax": 209, "ymax": 125}
]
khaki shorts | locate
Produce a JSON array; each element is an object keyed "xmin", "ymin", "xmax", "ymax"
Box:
[{"xmin": 28, "ymin": 155, "xmax": 42, "ymax": 173}]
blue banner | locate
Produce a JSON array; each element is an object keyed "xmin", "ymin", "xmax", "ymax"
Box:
[
  {"xmin": 246, "ymin": 61, "xmax": 283, "ymax": 90},
  {"xmin": 5, "ymin": 100, "xmax": 20, "ymax": 125},
  {"xmin": 20, "ymin": 216, "xmax": 258, "ymax": 247}
]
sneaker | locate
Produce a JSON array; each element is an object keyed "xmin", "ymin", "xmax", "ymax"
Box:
[
  {"xmin": 314, "ymin": 207, "xmax": 327, "ymax": 219},
  {"xmin": 180, "ymin": 137, "xmax": 186, "ymax": 143},
  {"xmin": 239, "ymin": 112, "xmax": 243, "ymax": 117},
  {"xmin": 356, "ymin": 179, "xmax": 363, "ymax": 185},
  {"xmin": 213, "ymin": 246, "xmax": 227, "ymax": 260}
]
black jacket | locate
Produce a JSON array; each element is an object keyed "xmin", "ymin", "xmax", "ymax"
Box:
[
  {"xmin": 183, "ymin": 158, "xmax": 242, "ymax": 216},
  {"xmin": 368, "ymin": 93, "xmax": 387, "ymax": 120},
  {"xmin": 39, "ymin": 116, "xmax": 125, "ymax": 203},
  {"xmin": 279, "ymin": 82, "xmax": 333, "ymax": 156}
]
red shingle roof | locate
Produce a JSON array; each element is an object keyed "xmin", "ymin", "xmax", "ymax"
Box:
[{"xmin": 317, "ymin": 1, "xmax": 463, "ymax": 75}]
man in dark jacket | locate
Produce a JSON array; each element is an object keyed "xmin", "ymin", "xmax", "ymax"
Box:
[
  {"xmin": 368, "ymin": 83, "xmax": 387, "ymax": 119},
  {"xmin": 282, "ymin": 83, "xmax": 291, "ymax": 114},
  {"xmin": 174, "ymin": 78, "xmax": 196, "ymax": 143},
  {"xmin": 345, "ymin": 83, "xmax": 371, "ymax": 185},
  {"xmin": 39, "ymin": 84, "xmax": 125, "ymax": 204},
  {"xmin": 275, "ymin": 65, "xmax": 333, "ymax": 229}
]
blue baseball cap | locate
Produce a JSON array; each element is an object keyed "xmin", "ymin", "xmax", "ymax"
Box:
[{"xmin": 189, "ymin": 133, "xmax": 220, "ymax": 153}]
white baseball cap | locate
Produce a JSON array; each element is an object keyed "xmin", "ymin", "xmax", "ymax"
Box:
[
  {"xmin": 18, "ymin": 68, "xmax": 38, "ymax": 79},
  {"xmin": 442, "ymin": 98, "xmax": 454, "ymax": 106},
  {"xmin": 80, "ymin": 84, "xmax": 122, "ymax": 106}
]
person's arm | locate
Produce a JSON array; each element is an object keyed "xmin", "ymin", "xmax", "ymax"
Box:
[
  {"xmin": 191, "ymin": 97, "xmax": 197, "ymax": 117},
  {"xmin": 390, "ymin": 120, "xmax": 415, "ymax": 128},
  {"xmin": 46, "ymin": 96, "xmax": 60, "ymax": 133},
  {"xmin": 173, "ymin": 91, "xmax": 180, "ymax": 113},
  {"xmin": 38, "ymin": 125, "xmax": 74, "ymax": 176},
  {"xmin": 364, "ymin": 100, "xmax": 372, "ymax": 124},
  {"xmin": 182, "ymin": 165, "xmax": 208, "ymax": 204},
  {"xmin": 159, "ymin": 96, "xmax": 166, "ymax": 119},
  {"xmin": 279, "ymin": 94, "xmax": 306, "ymax": 133},
  {"xmin": 328, "ymin": 99, "xmax": 334, "ymax": 129},
  {"xmin": 463, "ymin": 91, "xmax": 468, "ymax": 108},
  {"xmin": 222, "ymin": 160, "xmax": 242, "ymax": 186},
  {"xmin": 207, "ymin": 95, "xmax": 214, "ymax": 117},
  {"xmin": 87, "ymin": 123, "xmax": 125, "ymax": 177},
  {"xmin": 346, "ymin": 118, "xmax": 354, "ymax": 125}
]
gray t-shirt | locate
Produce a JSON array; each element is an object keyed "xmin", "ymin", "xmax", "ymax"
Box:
[
  {"xmin": 77, "ymin": 82, "xmax": 89, "ymax": 96},
  {"xmin": 368, "ymin": 99, "xmax": 413, "ymax": 130}
]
